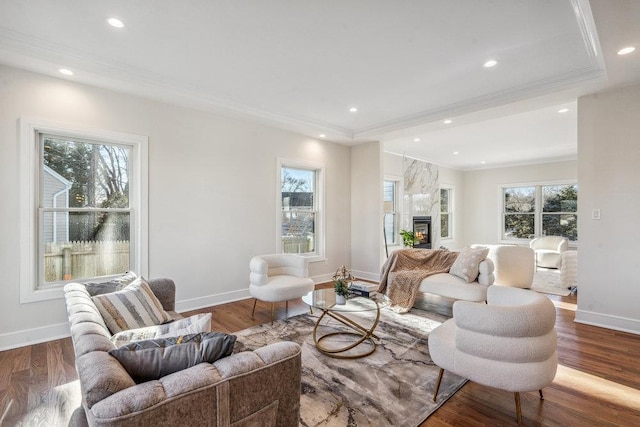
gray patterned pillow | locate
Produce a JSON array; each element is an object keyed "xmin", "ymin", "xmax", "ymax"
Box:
[
  {"xmin": 110, "ymin": 313, "xmax": 212, "ymax": 347},
  {"xmin": 92, "ymin": 277, "xmax": 172, "ymax": 334},
  {"xmin": 109, "ymin": 332, "xmax": 236, "ymax": 383},
  {"xmin": 449, "ymin": 246, "xmax": 489, "ymax": 282}
]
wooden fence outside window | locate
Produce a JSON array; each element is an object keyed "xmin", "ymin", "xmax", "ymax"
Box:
[{"xmin": 44, "ymin": 240, "xmax": 130, "ymax": 282}]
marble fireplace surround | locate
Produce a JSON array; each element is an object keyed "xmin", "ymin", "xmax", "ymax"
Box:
[{"xmin": 404, "ymin": 158, "xmax": 440, "ymax": 249}]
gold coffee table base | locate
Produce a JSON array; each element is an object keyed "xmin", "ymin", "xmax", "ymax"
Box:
[{"xmin": 312, "ymin": 304, "xmax": 382, "ymax": 359}]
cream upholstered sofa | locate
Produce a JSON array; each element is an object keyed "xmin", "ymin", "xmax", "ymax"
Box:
[
  {"xmin": 471, "ymin": 244, "xmax": 536, "ymax": 288},
  {"xmin": 64, "ymin": 278, "xmax": 302, "ymax": 426},
  {"xmin": 415, "ymin": 257, "xmax": 495, "ymax": 304},
  {"xmin": 414, "ymin": 243, "xmax": 536, "ymax": 306},
  {"xmin": 429, "ymin": 286, "xmax": 558, "ymax": 426}
]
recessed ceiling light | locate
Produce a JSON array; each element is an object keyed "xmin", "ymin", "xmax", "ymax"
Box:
[
  {"xmin": 107, "ymin": 18, "xmax": 125, "ymax": 28},
  {"xmin": 617, "ymin": 46, "xmax": 636, "ymax": 55},
  {"xmin": 480, "ymin": 161, "xmax": 486, "ymax": 164},
  {"xmin": 349, "ymin": 107, "xmax": 358, "ymax": 113},
  {"xmin": 414, "ymin": 138, "xmax": 421, "ymax": 142},
  {"xmin": 453, "ymin": 151, "xmax": 459, "ymax": 155},
  {"xmin": 443, "ymin": 119, "xmax": 453, "ymax": 124},
  {"xmin": 58, "ymin": 68, "xmax": 73, "ymax": 76},
  {"xmin": 483, "ymin": 59, "xmax": 498, "ymax": 68},
  {"xmin": 319, "ymin": 134, "xmax": 326, "ymax": 138},
  {"xmin": 557, "ymin": 108, "xmax": 569, "ymax": 113}
]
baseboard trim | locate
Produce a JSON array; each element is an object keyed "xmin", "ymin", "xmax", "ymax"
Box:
[
  {"xmin": 575, "ymin": 309, "xmax": 640, "ymax": 336},
  {"xmin": 351, "ymin": 270, "xmax": 380, "ymax": 282},
  {"xmin": 312, "ymin": 273, "xmax": 334, "ymax": 284},
  {"xmin": 175, "ymin": 288, "xmax": 253, "ymax": 312},
  {"xmin": 0, "ymin": 322, "xmax": 70, "ymax": 352}
]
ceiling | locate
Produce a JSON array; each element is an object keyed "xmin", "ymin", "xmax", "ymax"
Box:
[{"xmin": 0, "ymin": 0, "xmax": 638, "ymax": 170}]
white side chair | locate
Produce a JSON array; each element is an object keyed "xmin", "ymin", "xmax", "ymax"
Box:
[
  {"xmin": 249, "ymin": 254, "xmax": 315, "ymax": 323},
  {"xmin": 530, "ymin": 236, "xmax": 568, "ymax": 269},
  {"xmin": 429, "ymin": 286, "xmax": 558, "ymax": 426}
]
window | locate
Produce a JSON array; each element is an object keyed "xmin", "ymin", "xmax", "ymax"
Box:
[
  {"xmin": 278, "ymin": 160, "xmax": 324, "ymax": 259},
  {"xmin": 440, "ymin": 187, "xmax": 453, "ymax": 239},
  {"xmin": 383, "ymin": 180, "xmax": 398, "ymax": 245},
  {"xmin": 502, "ymin": 183, "xmax": 577, "ymax": 241},
  {"xmin": 542, "ymin": 184, "xmax": 578, "ymax": 240},
  {"xmin": 20, "ymin": 119, "xmax": 148, "ymax": 302}
]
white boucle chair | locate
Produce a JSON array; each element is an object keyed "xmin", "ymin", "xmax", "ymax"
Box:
[
  {"xmin": 429, "ymin": 286, "xmax": 557, "ymax": 426},
  {"xmin": 249, "ymin": 254, "xmax": 315, "ymax": 323},
  {"xmin": 530, "ymin": 236, "xmax": 568, "ymax": 268}
]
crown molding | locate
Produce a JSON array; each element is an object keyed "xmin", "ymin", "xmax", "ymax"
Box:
[
  {"xmin": 0, "ymin": 0, "xmax": 606, "ymax": 144},
  {"xmin": 0, "ymin": 28, "xmax": 355, "ymax": 140},
  {"xmin": 354, "ymin": 65, "xmax": 605, "ymax": 139}
]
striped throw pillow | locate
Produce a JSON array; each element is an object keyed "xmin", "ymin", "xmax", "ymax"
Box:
[{"xmin": 92, "ymin": 277, "xmax": 172, "ymax": 334}]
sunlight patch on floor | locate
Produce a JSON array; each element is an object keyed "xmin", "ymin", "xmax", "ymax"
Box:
[
  {"xmin": 555, "ymin": 364, "xmax": 640, "ymax": 410},
  {"xmin": 551, "ymin": 299, "xmax": 577, "ymax": 311}
]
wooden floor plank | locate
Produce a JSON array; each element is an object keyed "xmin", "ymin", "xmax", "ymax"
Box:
[{"xmin": 1, "ymin": 289, "xmax": 639, "ymax": 426}]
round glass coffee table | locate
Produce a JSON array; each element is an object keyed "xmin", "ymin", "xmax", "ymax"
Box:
[{"xmin": 302, "ymin": 289, "xmax": 390, "ymax": 359}]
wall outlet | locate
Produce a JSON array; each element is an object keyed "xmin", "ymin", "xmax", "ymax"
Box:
[{"xmin": 592, "ymin": 209, "xmax": 601, "ymax": 220}]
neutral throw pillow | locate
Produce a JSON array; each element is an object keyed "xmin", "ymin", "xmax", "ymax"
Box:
[
  {"xmin": 449, "ymin": 246, "xmax": 490, "ymax": 282},
  {"xmin": 109, "ymin": 332, "xmax": 236, "ymax": 383},
  {"xmin": 92, "ymin": 277, "xmax": 172, "ymax": 334},
  {"xmin": 110, "ymin": 313, "xmax": 212, "ymax": 347}
]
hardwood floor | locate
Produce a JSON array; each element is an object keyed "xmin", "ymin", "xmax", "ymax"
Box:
[{"xmin": 1, "ymin": 289, "xmax": 639, "ymax": 426}]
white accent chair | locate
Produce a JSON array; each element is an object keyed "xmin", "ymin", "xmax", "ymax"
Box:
[
  {"xmin": 429, "ymin": 286, "xmax": 558, "ymax": 426},
  {"xmin": 530, "ymin": 236, "xmax": 568, "ymax": 269},
  {"xmin": 249, "ymin": 254, "xmax": 315, "ymax": 323}
]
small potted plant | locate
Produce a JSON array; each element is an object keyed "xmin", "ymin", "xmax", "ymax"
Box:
[
  {"xmin": 399, "ymin": 229, "xmax": 418, "ymax": 247},
  {"xmin": 333, "ymin": 279, "xmax": 349, "ymax": 305}
]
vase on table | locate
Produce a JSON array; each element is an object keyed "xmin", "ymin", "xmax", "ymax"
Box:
[{"xmin": 336, "ymin": 294, "xmax": 346, "ymax": 305}]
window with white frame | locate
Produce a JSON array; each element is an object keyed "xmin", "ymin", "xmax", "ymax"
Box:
[
  {"xmin": 440, "ymin": 187, "xmax": 453, "ymax": 239},
  {"xmin": 383, "ymin": 180, "xmax": 398, "ymax": 245},
  {"xmin": 278, "ymin": 161, "xmax": 324, "ymax": 258},
  {"xmin": 20, "ymin": 119, "xmax": 148, "ymax": 302},
  {"xmin": 502, "ymin": 183, "xmax": 577, "ymax": 241}
]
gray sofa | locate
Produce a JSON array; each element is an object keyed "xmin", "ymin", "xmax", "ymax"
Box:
[{"xmin": 64, "ymin": 278, "xmax": 302, "ymax": 426}]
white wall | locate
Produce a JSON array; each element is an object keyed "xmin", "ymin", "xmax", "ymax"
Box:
[
  {"xmin": 351, "ymin": 142, "xmax": 383, "ymax": 280},
  {"xmin": 0, "ymin": 65, "xmax": 352, "ymax": 349},
  {"xmin": 438, "ymin": 165, "xmax": 465, "ymax": 250},
  {"xmin": 575, "ymin": 83, "xmax": 640, "ymax": 335},
  {"xmin": 461, "ymin": 160, "xmax": 577, "ymax": 245}
]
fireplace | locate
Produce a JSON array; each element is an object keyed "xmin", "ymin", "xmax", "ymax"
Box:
[{"xmin": 412, "ymin": 216, "xmax": 432, "ymax": 249}]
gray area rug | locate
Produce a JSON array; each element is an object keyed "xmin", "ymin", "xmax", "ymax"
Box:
[
  {"xmin": 531, "ymin": 267, "xmax": 571, "ymax": 296},
  {"xmin": 234, "ymin": 307, "xmax": 466, "ymax": 426}
]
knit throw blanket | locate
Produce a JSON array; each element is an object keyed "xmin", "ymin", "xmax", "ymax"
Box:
[{"xmin": 378, "ymin": 249, "xmax": 459, "ymax": 313}]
